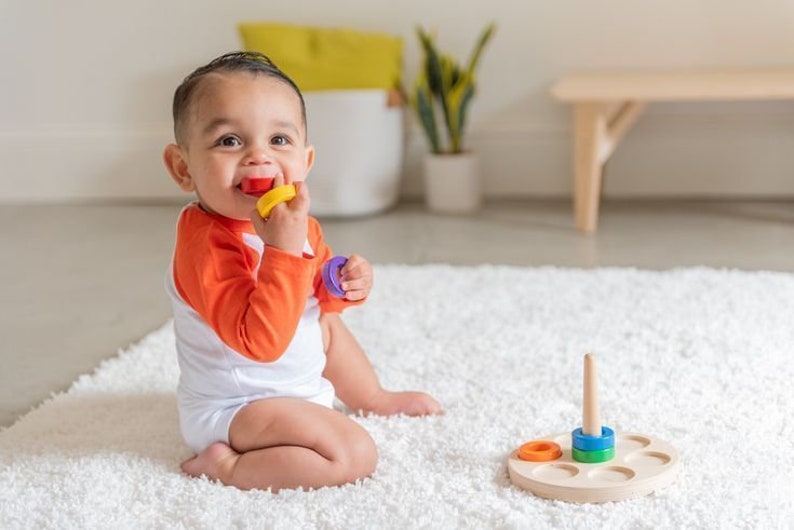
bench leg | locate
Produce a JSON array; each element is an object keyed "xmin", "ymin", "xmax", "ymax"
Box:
[
  {"xmin": 572, "ymin": 101, "xmax": 646, "ymax": 233},
  {"xmin": 573, "ymin": 103, "xmax": 608, "ymax": 233}
]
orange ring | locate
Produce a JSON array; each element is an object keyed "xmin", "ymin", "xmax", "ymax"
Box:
[{"xmin": 517, "ymin": 440, "xmax": 562, "ymax": 462}]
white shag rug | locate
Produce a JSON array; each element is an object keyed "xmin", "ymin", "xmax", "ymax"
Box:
[{"xmin": 1, "ymin": 266, "xmax": 793, "ymax": 529}]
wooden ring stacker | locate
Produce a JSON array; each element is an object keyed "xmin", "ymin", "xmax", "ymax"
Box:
[
  {"xmin": 322, "ymin": 256, "xmax": 348, "ymax": 298},
  {"xmin": 507, "ymin": 353, "xmax": 681, "ymax": 503},
  {"xmin": 256, "ymin": 184, "xmax": 296, "ymax": 218}
]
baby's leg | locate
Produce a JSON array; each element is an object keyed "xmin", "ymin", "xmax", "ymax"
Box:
[
  {"xmin": 320, "ymin": 313, "xmax": 442, "ymax": 416},
  {"xmin": 181, "ymin": 397, "xmax": 377, "ymax": 492}
]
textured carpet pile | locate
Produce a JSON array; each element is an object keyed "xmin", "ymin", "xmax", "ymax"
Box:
[{"xmin": 1, "ymin": 266, "xmax": 792, "ymax": 529}]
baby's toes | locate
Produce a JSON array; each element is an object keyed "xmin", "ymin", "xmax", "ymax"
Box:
[{"xmin": 406, "ymin": 392, "xmax": 444, "ymax": 416}]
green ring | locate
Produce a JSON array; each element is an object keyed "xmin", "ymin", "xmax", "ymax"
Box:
[{"xmin": 572, "ymin": 445, "xmax": 615, "ymax": 463}]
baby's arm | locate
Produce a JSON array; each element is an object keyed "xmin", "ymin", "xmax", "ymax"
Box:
[{"xmin": 173, "ymin": 211, "xmax": 315, "ymax": 362}]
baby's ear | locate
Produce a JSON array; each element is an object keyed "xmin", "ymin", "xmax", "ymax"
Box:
[
  {"xmin": 163, "ymin": 144, "xmax": 195, "ymax": 192},
  {"xmin": 304, "ymin": 144, "xmax": 316, "ymax": 175}
]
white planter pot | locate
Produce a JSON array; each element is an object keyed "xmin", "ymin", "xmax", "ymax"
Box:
[
  {"xmin": 423, "ymin": 152, "xmax": 481, "ymax": 214},
  {"xmin": 304, "ymin": 90, "xmax": 403, "ymax": 217}
]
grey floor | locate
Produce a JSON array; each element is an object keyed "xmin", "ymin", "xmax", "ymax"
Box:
[{"xmin": 2, "ymin": 198, "xmax": 793, "ymax": 428}]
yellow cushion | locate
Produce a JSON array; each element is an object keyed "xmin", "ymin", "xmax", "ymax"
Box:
[{"xmin": 238, "ymin": 22, "xmax": 402, "ymax": 92}]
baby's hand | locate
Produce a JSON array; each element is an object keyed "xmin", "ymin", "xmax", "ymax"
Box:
[
  {"xmin": 340, "ymin": 254, "xmax": 372, "ymax": 301},
  {"xmin": 250, "ymin": 174, "xmax": 309, "ymax": 257}
]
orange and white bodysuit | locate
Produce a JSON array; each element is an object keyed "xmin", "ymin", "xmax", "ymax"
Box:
[{"xmin": 165, "ymin": 203, "xmax": 360, "ymax": 453}]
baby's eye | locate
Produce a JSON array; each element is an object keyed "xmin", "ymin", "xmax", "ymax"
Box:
[
  {"xmin": 271, "ymin": 135, "xmax": 291, "ymax": 146},
  {"xmin": 218, "ymin": 135, "xmax": 241, "ymax": 147}
]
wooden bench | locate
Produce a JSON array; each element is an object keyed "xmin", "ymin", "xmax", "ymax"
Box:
[{"xmin": 551, "ymin": 68, "xmax": 794, "ymax": 233}]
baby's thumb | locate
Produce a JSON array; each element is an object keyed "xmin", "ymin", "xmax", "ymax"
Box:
[{"xmin": 291, "ymin": 181, "xmax": 310, "ymax": 210}]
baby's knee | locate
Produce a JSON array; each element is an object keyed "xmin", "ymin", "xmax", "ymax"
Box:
[{"xmin": 341, "ymin": 429, "xmax": 378, "ymax": 483}]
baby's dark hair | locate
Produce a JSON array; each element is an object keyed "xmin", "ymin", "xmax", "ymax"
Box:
[{"xmin": 171, "ymin": 51, "xmax": 306, "ymax": 144}]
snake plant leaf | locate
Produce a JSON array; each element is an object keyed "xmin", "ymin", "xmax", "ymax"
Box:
[
  {"xmin": 446, "ymin": 73, "xmax": 475, "ymax": 153},
  {"xmin": 437, "ymin": 54, "xmax": 457, "ymax": 136},
  {"xmin": 443, "ymin": 55, "xmax": 462, "ymax": 90},
  {"xmin": 466, "ymin": 23, "xmax": 497, "ymax": 76},
  {"xmin": 416, "ymin": 27, "xmax": 444, "ymax": 97},
  {"xmin": 413, "ymin": 76, "xmax": 441, "ymax": 153},
  {"xmin": 455, "ymin": 83, "xmax": 476, "ymax": 153}
]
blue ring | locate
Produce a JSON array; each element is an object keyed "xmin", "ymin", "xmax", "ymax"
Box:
[
  {"xmin": 571, "ymin": 426, "xmax": 615, "ymax": 451},
  {"xmin": 322, "ymin": 256, "xmax": 348, "ymax": 298}
]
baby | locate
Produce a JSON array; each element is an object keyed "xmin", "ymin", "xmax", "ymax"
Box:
[{"xmin": 162, "ymin": 51, "xmax": 442, "ymax": 492}]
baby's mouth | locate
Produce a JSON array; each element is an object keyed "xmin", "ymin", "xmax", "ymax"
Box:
[{"xmin": 239, "ymin": 177, "xmax": 275, "ymax": 197}]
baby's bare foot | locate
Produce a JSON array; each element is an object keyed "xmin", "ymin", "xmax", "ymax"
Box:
[
  {"xmin": 181, "ymin": 442, "xmax": 239, "ymax": 482},
  {"xmin": 366, "ymin": 391, "xmax": 443, "ymax": 417}
]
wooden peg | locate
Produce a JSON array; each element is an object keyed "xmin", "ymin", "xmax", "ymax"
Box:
[{"xmin": 582, "ymin": 353, "xmax": 601, "ymax": 435}]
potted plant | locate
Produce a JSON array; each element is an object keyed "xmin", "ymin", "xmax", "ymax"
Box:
[{"xmin": 411, "ymin": 23, "xmax": 496, "ymax": 213}]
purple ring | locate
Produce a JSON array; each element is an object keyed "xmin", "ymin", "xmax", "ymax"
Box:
[{"xmin": 322, "ymin": 256, "xmax": 348, "ymax": 298}]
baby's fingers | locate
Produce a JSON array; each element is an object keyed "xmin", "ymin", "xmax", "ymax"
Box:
[
  {"xmin": 289, "ymin": 181, "xmax": 311, "ymax": 212},
  {"xmin": 341, "ymin": 254, "xmax": 371, "ymax": 280},
  {"xmin": 342, "ymin": 287, "xmax": 367, "ymax": 302},
  {"xmin": 340, "ymin": 276, "xmax": 370, "ymax": 293}
]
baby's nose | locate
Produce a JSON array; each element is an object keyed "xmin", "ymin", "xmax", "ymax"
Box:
[{"xmin": 243, "ymin": 146, "xmax": 273, "ymax": 165}]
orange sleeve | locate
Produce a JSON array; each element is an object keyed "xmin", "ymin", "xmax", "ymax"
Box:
[
  {"xmin": 173, "ymin": 210, "xmax": 316, "ymax": 362},
  {"xmin": 308, "ymin": 217, "xmax": 366, "ymax": 314}
]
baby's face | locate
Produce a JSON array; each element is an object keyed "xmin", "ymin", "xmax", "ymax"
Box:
[{"xmin": 180, "ymin": 72, "xmax": 313, "ymax": 220}]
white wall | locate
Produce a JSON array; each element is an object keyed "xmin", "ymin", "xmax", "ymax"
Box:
[{"xmin": 3, "ymin": 0, "xmax": 794, "ymax": 202}]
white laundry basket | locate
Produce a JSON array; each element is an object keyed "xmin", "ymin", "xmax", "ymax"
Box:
[{"xmin": 303, "ymin": 89, "xmax": 403, "ymax": 217}]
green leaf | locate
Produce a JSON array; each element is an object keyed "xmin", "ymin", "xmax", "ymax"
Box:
[
  {"xmin": 455, "ymin": 84, "xmax": 476, "ymax": 153},
  {"xmin": 446, "ymin": 74, "xmax": 474, "ymax": 153},
  {"xmin": 416, "ymin": 27, "xmax": 444, "ymax": 98},
  {"xmin": 437, "ymin": 55, "xmax": 459, "ymax": 145},
  {"xmin": 466, "ymin": 23, "xmax": 496, "ymax": 76},
  {"xmin": 413, "ymin": 76, "xmax": 441, "ymax": 153}
]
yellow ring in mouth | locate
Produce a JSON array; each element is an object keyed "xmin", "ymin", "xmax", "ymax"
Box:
[{"xmin": 256, "ymin": 184, "xmax": 296, "ymax": 218}]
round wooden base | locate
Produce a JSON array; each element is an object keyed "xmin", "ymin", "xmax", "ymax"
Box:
[{"xmin": 508, "ymin": 431, "xmax": 679, "ymax": 503}]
